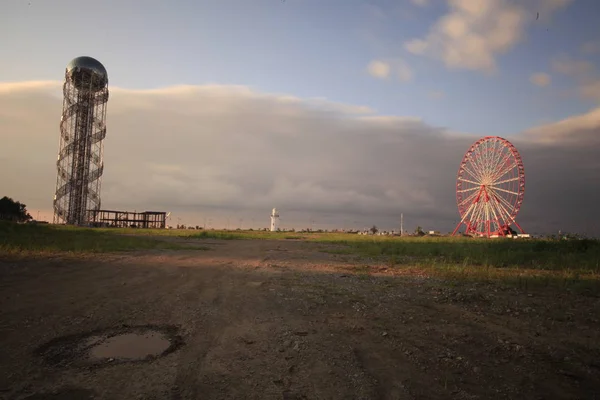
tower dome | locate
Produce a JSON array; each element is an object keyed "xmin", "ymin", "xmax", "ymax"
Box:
[{"xmin": 66, "ymin": 56, "xmax": 108, "ymax": 92}]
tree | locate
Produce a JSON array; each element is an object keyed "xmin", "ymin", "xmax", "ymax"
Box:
[
  {"xmin": 370, "ymin": 225, "xmax": 378, "ymax": 234},
  {"xmin": 415, "ymin": 226, "xmax": 425, "ymax": 236},
  {"xmin": 0, "ymin": 196, "xmax": 32, "ymax": 222}
]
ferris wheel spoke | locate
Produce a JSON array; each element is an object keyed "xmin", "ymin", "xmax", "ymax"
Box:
[
  {"xmin": 486, "ymin": 197, "xmax": 511, "ymax": 233},
  {"xmin": 459, "ymin": 195, "xmax": 480, "ymax": 212},
  {"xmin": 489, "ymin": 141, "xmax": 507, "ymax": 174},
  {"xmin": 488, "ymin": 188, "xmax": 517, "ymax": 218},
  {"xmin": 489, "ymin": 185, "xmax": 520, "ymax": 197},
  {"xmin": 497, "ymin": 202, "xmax": 514, "ymax": 226},
  {"xmin": 483, "ymin": 203, "xmax": 491, "ymax": 234},
  {"xmin": 475, "ymin": 144, "xmax": 487, "ymax": 178},
  {"xmin": 488, "ymin": 140, "xmax": 501, "ymax": 175},
  {"xmin": 457, "ymin": 177, "xmax": 481, "ymax": 187},
  {"xmin": 463, "ymin": 204, "xmax": 478, "ymax": 224},
  {"xmin": 459, "ymin": 201, "xmax": 479, "ymax": 228},
  {"xmin": 468, "ymin": 163, "xmax": 482, "ymax": 184},
  {"xmin": 487, "ymin": 185, "xmax": 512, "ymax": 204},
  {"xmin": 465, "ymin": 210, "xmax": 479, "ymax": 231},
  {"xmin": 474, "ymin": 150, "xmax": 491, "ymax": 180},
  {"xmin": 471, "ymin": 202, "xmax": 486, "ymax": 225},
  {"xmin": 484, "ymin": 140, "xmax": 498, "ymax": 177},
  {"xmin": 491, "ymin": 154, "xmax": 508, "ymax": 182},
  {"xmin": 459, "ymin": 190, "xmax": 480, "ymax": 208},
  {"xmin": 476, "ymin": 207, "xmax": 489, "ymax": 232},
  {"xmin": 496, "ymin": 194, "xmax": 517, "ymax": 216},
  {"xmin": 494, "ymin": 146, "xmax": 509, "ymax": 172},
  {"xmin": 486, "ymin": 196, "xmax": 500, "ymax": 223},
  {"xmin": 457, "ymin": 186, "xmax": 479, "ymax": 193},
  {"xmin": 491, "ymin": 176, "xmax": 521, "ymax": 186},
  {"xmin": 489, "ymin": 197, "xmax": 509, "ymax": 225},
  {"xmin": 492, "ymin": 159, "xmax": 514, "ymax": 181},
  {"xmin": 471, "ymin": 194, "xmax": 505, "ymax": 233},
  {"xmin": 467, "ymin": 148, "xmax": 488, "ymax": 179},
  {"xmin": 490, "ymin": 205, "xmax": 501, "ymax": 232},
  {"xmin": 468, "ymin": 197, "xmax": 484, "ymax": 217},
  {"xmin": 490, "ymin": 151, "xmax": 511, "ymax": 174},
  {"xmin": 492, "ymin": 197, "xmax": 515, "ymax": 226},
  {"xmin": 491, "ymin": 156, "xmax": 515, "ymax": 182},
  {"xmin": 463, "ymin": 166, "xmax": 485, "ymax": 183},
  {"xmin": 490, "ymin": 208, "xmax": 503, "ymax": 231}
]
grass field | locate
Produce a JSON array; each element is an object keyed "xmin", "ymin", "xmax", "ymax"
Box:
[
  {"xmin": 0, "ymin": 222, "xmax": 208, "ymax": 254},
  {"xmin": 2, "ymin": 222, "xmax": 599, "ymax": 293},
  {"xmin": 314, "ymin": 234, "xmax": 600, "ymax": 293}
]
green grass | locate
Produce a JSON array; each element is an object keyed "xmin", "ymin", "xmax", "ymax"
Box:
[
  {"xmin": 3, "ymin": 223, "xmax": 600, "ymax": 293},
  {"xmin": 314, "ymin": 235, "xmax": 600, "ymax": 294},
  {"xmin": 90, "ymin": 227, "xmax": 312, "ymax": 241},
  {"xmin": 350, "ymin": 236, "xmax": 598, "ymax": 270},
  {"xmin": 0, "ymin": 223, "xmax": 319, "ymax": 254},
  {"xmin": 0, "ymin": 222, "xmax": 207, "ymax": 254},
  {"xmin": 4, "ymin": 223, "xmax": 600, "ymax": 270},
  {"xmin": 400, "ymin": 261, "xmax": 600, "ymax": 291}
]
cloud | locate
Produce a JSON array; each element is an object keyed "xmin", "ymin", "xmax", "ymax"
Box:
[
  {"xmin": 404, "ymin": 0, "xmax": 572, "ymax": 73},
  {"xmin": 395, "ymin": 59, "xmax": 414, "ymax": 82},
  {"xmin": 366, "ymin": 59, "xmax": 413, "ymax": 82},
  {"xmin": 1, "ymin": 81, "xmax": 599, "ymax": 235},
  {"xmin": 410, "ymin": 0, "xmax": 429, "ymax": 6},
  {"xmin": 428, "ymin": 90, "xmax": 445, "ymax": 99},
  {"xmin": 523, "ymin": 107, "xmax": 600, "ymax": 145},
  {"xmin": 530, "ymin": 72, "xmax": 551, "ymax": 87},
  {"xmin": 580, "ymin": 41, "xmax": 600, "ymax": 55},
  {"xmin": 580, "ymin": 81, "xmax": 600, "ymax": 102},
  {"xmin": 552, "ymin": 57, "xmax": 600, "ymax": 102},
  {"xmin": 367, "ymin": 60, "xmax": 391, "ymax": 79},
  {"xmin": 552, "ymin": 58, "xmax": 595, "ymax": 76}
]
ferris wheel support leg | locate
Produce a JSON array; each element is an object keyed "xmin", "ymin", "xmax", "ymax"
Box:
[{"xmin": 452, "ymin": 222, "xmax": 462, "ymax": 236}]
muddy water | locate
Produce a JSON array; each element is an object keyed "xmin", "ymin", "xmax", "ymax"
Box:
[{"xmin": 88, "ymin": 332, "xmax": 170, "ymax": 360}]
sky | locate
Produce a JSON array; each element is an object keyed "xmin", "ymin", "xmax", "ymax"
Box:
[{"xmin": 1, "ymin": 0, "xmax": 600, "ymax": 235}]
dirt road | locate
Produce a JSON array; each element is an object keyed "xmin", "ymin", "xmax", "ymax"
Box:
[{"xmin": 1, "ymin": 239, "xmax": 599, "ymax": 399}]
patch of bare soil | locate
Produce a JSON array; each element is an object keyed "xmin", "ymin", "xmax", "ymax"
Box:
[{"xmin": 1, "ymin": 239, "xmax": 599, "ymax": 399}]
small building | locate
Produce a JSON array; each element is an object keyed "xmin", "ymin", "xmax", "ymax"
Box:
[{"xmin": 88, "ymin": 209, "xmax": 167, "ymax": 229}]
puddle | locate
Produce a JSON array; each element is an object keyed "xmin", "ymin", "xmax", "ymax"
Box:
[
  {"xmin": 35, "ymin": 324, "xmax": 183, "ymax": 368},
  {"xmin": 88, "ymin": 332, "xmax": 170, "ymax": 360}
]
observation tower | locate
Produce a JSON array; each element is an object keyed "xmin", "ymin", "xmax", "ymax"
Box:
[{"xmin": 53, "ymin": 56, "xmax": 109, "ymax": 225}]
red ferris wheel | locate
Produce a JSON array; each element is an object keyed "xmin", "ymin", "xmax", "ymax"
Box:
[{"xmin": 452, "ymin": 136, "xmax": 526, "ymax": 237}]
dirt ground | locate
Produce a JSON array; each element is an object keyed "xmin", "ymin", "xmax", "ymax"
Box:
[{"xmin": 1, "ymin": 239, "xmax": 600, "ymax": 400}]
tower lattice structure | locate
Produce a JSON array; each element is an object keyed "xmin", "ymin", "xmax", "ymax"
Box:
[{"xmin": 53, "ymin": 57, "xmax": 109, "ymax": 225}]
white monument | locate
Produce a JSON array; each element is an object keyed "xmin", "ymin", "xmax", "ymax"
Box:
[{"xmin": 270, "ymin": 208, "xmax": 280, "ymax": 232}]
